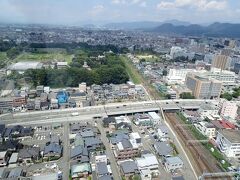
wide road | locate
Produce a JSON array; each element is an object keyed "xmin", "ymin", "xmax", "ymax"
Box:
[{"xmin": 1, "ymin": 99, "xmax": 215, "ymax": 125}]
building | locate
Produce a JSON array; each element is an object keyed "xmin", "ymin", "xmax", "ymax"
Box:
[
  {"xmin": 211, "ymin": 55, "xmax": 231, "ymax": 70},
  {"xmin": 156, "ymin": 125, "xmax": 169, "ymax": 140},
  {"xmin": 134, "ymin": 114, "xmax": 152, "ymax": 126},
  {"xmin": 194, "ymin": 122, "xmax": 216, "ymax": 138},
  {"xmin": 135, "ymin": 154, "xmax": 159, "ymax": 179},
  {"xmin": 7, "ymin": 61, "xmax": 43, "ymax": 75},
  {"xmin": 71, "ymin": 163, "xmax": 92, "ymax": 179},
  {"xmin": 206, "ymin": 68, "xmax": 236, "ymax": 86},
  {"xmin": 220, "ymin": 101, "xmax": 238, "ymax": 119},
  {"xmin": 170, "ymin": 46, "xmax": 187, "ymax": 60},
  {"xmin": 114, "ymin": 139, "xmax": 140, "ymax": 160},
  {"xmin": 166, "ymin": 69, "xmax": 194, "ymax": 85},
  {"xmin": 164, "ymin": 156, "xmax": 184, "ymax": 172},
  {"xmin": 216, "ymin": 130, "xmax": 240, "ymax": 159},
  {"xmin": 234, "ymin": 62, "xmax": 240, "ymax": 74},
  {"xmin": 56, "ymin": 62, "xmax": 68, "ymax": 69},
  {"xmin": 120, "ymin": 160, "xmax": 139, "ymax": 177},
  {"xmin": 185, "ymin": 73, "xmax": 222, "ymax": 99},
  {"xmin": 148, "ymin": 112, "xmax": 161, "ymax": 125},
  {"xmin": 0, "ymin": 151, "xmax": 8, "ymax": 167}
]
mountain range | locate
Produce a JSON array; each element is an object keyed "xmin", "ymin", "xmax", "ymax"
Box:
[{"xmin": 151, "ymin": 22, "xmax": 240, "ymax": 38}]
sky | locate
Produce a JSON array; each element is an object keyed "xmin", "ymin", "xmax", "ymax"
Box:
[{"xmin": 0, "ymin": 0, "xmax": 240, "ymax": 25}]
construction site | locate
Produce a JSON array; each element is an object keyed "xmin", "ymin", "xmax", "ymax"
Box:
[{"xmin": 164, "ymin": 112, "xmax": 234, "ymax": 180}]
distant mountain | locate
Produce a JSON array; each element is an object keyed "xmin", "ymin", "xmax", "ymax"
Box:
[
  {"xmin": 104, "ymin": 20, "xmax": 191, "ymax": 30},
  {"xmin": 151, "ymin": 22, "xmax": 240, "ymax": 38}
]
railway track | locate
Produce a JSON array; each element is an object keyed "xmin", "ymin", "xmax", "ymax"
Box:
[{"xmin": 164, "ymin": 113, "xmax": 233, "ymax": 180}]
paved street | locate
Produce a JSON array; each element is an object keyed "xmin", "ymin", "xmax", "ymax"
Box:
[
  {"xmin": 131, "ymin": 122, "xmax": 172, "ymax": 179},
  {"xmin": 97, "ymin": 120, "xmax": 122, "ymax": 180},
  {"xmin": 62, "ymin": 122, "xmax": 70, "ymax": 180}
]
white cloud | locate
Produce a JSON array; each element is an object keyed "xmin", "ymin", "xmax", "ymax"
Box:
[
  {"xmin": 157, "ymin": 0, "xmax": 228, "ymax": 11},
  {"xmin": 89, "ymin": 5, "xmax": 104, "ymax": 16}
]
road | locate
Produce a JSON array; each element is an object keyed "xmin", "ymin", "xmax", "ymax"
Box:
[
  {"xmin": 62, "ymin": 122, "xmax": 70, "ymax": 180},
  {"xmin": 96, "ymin": 120, "xmax": 121, "ymax": 180},
  {"xmin": 1, "ymin": 99, "xmax": 216, "ymax": 126},
  {"xmin": 131, "ymin": 122, "xmax": 171, "ymax": 179}
]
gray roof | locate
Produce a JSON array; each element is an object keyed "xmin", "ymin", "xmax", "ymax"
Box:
[
  {"xmin": 70, "ymin": 146, "xmax": 83, "ymax": 159},
  {"xmin": 154, "ymin": 142, "xmax": 173, "ymax": 156},
  {"xmin": 9, "ymin": 152, "xmax": 18, "ymax": 164},
  {"xmin": 0, "ymin": 168, "xmax": 7, "ymax": 178},
  {"xmin": 32, "ymin": 173, "xmax": 58, "ymax": 180},
  {"xmin": 85, "ymin": 137, "xmax": 102, "ymax": 147},
  {"xmin": 159, "ymin": 125, "xmax": 168, "ymax": 133},
  {"xmin": 8, "ymin": 167, "xmax": 23, "ymax": 178},
  {"xmin": 120, "ymin": 161, "xmax": 138, "ymax": 174},
  {"xmin": 165, "ymin": 156, "xmax": 183, "ymax": 165},
  {"xmin": 172, "ymin": 176, "xmax": 185, "ymax": 180},
  {"xmin": 121, "ymin": 139, "xmax": 133, "ymax": 149},
  {"xmin": 96, "ymin": 162, "xmax": 108, "ymax": 176},
  {"xmin": 44, "ymin": 143, "xmax": 62, "ymax": 155},
  {"xmin": 81, "ymin": 130, "xmax": 95, "ymax": 138},
  {"xmin": 18, "ymin": 147, "xmax": 40, "ymax": 159},
  {"xmin": 8, "ymin": 61, "xmax": 43, "ymax": 71},
  {"xmin": 99, "ymin": 175, "xmax": 112, "ymax": 180}
]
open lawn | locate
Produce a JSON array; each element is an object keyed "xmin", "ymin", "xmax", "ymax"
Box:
[
  {"xmin": 136, "ymin": 54, "xmax": 159, "ymax": 62},
  {"xmin": 15, "ymin": 52, "xmax": 73, "ymax": 63},
  {"xmin": 0, "ymin": 52, "xmax": 8, "ymax": 61}
]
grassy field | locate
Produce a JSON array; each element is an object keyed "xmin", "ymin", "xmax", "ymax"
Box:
[
  {"xmin": 15, "ymin": 52, "xmax": 73, "ymax": 63},
  {"xmin": 136, "ymin": 53, "xmax": 159, "ymax": 62},
  {"xmin": 121, "ymin": 55, "xmax": 166, "ymax": 100},
  {"xmin": 120, "ymin": 55, "xmax": 143, "ymax": 84},
  {"xmin": 0, "ymin": 52, "xmax": 8, "ymax": 61}
]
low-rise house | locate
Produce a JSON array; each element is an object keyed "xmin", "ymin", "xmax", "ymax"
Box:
[
  {"xmin": 134, "ymin": 114, "xmax": 152, "ymax": 126},
  {"xmin": 18, "ymin": 147, "xmax": 40, "ymax": 164},
  {"xmin": 0, "ymin": 151, "xmax": 8, "ymax": 167},
  {"xmin": 194, "ymin": 122, "xmax": 216, "ymax": 138},
  {"xmin": 164, "ymin": 156, "xmax": 183, "ymax": 172},
  {"xmin": 96, "ymin": 162, "xmax": 110, "ymax": 178},
  {"xmin": 120, "ymin": 160, "xmax": 139, "ymax": 177},
  {"xmin": 0, "ymin": 167, "xmax": 7, "ymax": 179},
  {"xmin": 95, "ymin": 155, "xmax": 108, "ymax": 164},
  {"xmin": 84, "ymin": 137, "xmax": 103, "ymax": 151},
  {"xmin": 148, "ymin": 112, "xmax": 161, "ymax": 125},
  {"xmin": 8, "ymin": 152, "xmax": 18, "ymax": 168},
  {"xmin": 44, "ymin": 143, "xmax": 62, "ymax": 159},
  {"xmin": 216, "ymin": 129, "xmax": 240, "ymax": 159},
  {"xmin": 7, "ymin": 167, "xmax": 23, "ymax": 178},
  {"xmin": 154, "ymin": 142, "xmax": 173, "ymax": 157},
  {"xmin": 98, "ymin": 175, "xmax": 112, "ymax": 180},
  {"xmin": 156, "ymin": 125, "xmax": 169, "ymax": 141},
  {"xmin": 135, "ymin": 154, "xmax": 159, "ymax": 179},
  {"xmin": 71, "ymin": 163, "xmax": 92, "ymax": 179},
  {"xmin": 70, "ymin": 146, "xmax": 83, "ymax": 161}
]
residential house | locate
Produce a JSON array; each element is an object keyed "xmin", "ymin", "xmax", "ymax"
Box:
[
  {"xmin": 18, "ymin": 147, "xmax": 40, "ymax": 164},
  {"xmin": 96, "ymin": 162, "xmax": 110, "ymax": 178},
  {"xmin": 156, "ymin": 125, "xmax": 169, "ymax": 141},
  {"xmin": 8, "ymin": 152, "xmax": 18, "ymax": 168},
  {"xmin": 0, "ymin": 151, "xmax": 8, "ymax": 167},
  {"xmin": 135, "ymin": 154, "xmax": 159, "ymax": 179},
  {"xmin": 194, "ymin": 122, "xmax": 216, "ymax": 138},
  {"xmin": 44, "ymin": 143, "xmax": 62, "ymax": 159},
  {"xmin": 154, "ymin": 142, "xmax": 173, "ymax": 157},
  {"xmin": 120, "ymin": 160, "xmax": 139, "ymax": 177},
  {"xmin": 71, "ymin": 163, "xmax": 92, "ymax": 179},
  {"xmin": 164, "ymin": 156, "xmax": 183, "ymax": 172}
]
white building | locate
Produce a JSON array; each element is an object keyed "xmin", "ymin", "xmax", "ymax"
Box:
[
  {"xmin": 156, "ymin": 125, "xmax": 169, "ymax": 141},
  {"xmin": 216, "ymin": 130, "xmax": 240, "ymax": 159},
  {"xmin": 7, "ymin": 61, "xmax": 43, "ymax": 75},
  {"xmin": 170, "ymin": 46, "xmax": 187, "ymax": 59},
  {"xmin": 148, "ymin": 112, "xmax": 161, "ymax": 125},
  {"xmin": 207, "ymin": 68, "xmax": 236, "ymax": 86},
  {"xmin": 166, "ymin": 69, "xmax": 195, "ymax": 85},
  {"xmin": 135, "ymin": 154, "xmax": 159, "ymax": 180},
  {"xmin": 194, "ymin": 122, "xmax": 216, "ymax": 138},
  {"xmin": 198, "ymin": 104, "xmax": 219, "ymax": 120},
  {"xmin": 164, "ymin": 156, "xmax": 184, "ymax": 172},
  {"xmin": 220, "ymin": 101, "xmax": 238, "ymax": 119}
]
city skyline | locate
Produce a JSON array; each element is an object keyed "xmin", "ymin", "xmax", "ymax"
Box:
[{"xmin": 0, "ymin": 0, "xmax": 240, "ymax": 25}]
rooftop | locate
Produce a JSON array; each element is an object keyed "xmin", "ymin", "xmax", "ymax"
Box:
[{"xmin": 219, "ymin": 130, "xmax": 240, "ymax": 143}]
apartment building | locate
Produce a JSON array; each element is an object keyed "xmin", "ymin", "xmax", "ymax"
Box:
[
  {"xmin": 211, "ymin": 55, "xmax": 231, "ymax": 70},
  {"xmin": 216, "ymin": 130, "xmax": 240, "ymax": 159},
  {"xmin": 185, "ymin": 73, "xmax": 222, "ymax": 99}
]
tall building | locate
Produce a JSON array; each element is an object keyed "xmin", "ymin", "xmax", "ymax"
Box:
[
  {"xmin": 234, "ymin": 62, "xmax": 240, "ymax": 74},
  {"xmin": 185, "ymin": 73, "xmax": 222, "ymax": 99},
  {"xmin": 211, "ymin": 55, "xmax": 231, "ymax": 70}
]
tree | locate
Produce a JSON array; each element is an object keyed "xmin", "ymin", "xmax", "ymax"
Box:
[
  {"xmin": 162, "ymin": 69, "xmax": 168, "ymax": 76},
  {"xmin": 180, "ymin": 92, "xmax": 195, "ymax": 99},
  {"xmin": 220, "ymin": 92, "xmax": 233, "ymax": 101}
]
